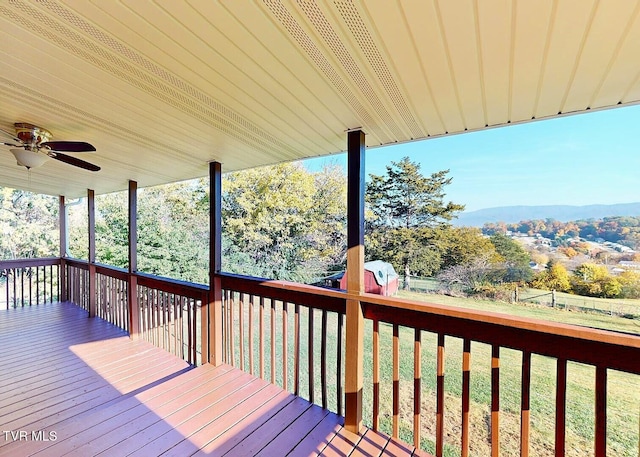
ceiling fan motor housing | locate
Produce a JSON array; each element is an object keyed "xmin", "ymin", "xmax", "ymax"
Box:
[{"xmin": 14, "ymin": 123, "xmax": 52, "ymax": 150}]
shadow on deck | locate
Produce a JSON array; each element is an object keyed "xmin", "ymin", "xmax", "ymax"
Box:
[{"xmin": 0, "ymin": 302, "xmax": 428, "ymax": 456}]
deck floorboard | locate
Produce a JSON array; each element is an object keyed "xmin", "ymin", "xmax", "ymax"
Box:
[{"xmin": 0, "ymin": 302, "xmax": 428, "ymax": 456}]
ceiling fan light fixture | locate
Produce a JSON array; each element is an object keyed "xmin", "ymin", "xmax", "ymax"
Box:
[{"xmin": 10, "ymin": 148, "xmax": 49, "ymax": 169}]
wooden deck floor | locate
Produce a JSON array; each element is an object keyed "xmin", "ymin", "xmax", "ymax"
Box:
[{"xmin": 0, "ymin": 302, "xmax": 428, "ymax": 456}]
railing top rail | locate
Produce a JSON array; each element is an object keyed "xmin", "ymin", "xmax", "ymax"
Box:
[
  {"xmin": 0, "ymin": 257, "xmax": 61, "ymax": 269},
  {"xmin": 217, "ymin": 272, "xmax": 346, "ymax": 314},
  {"xmin": 360, "ymin": 292, "xmax": 640, "ymax": 374},
  {"xmin": 64, "ymin": 257, "xmax": 89, "ymax": 270},
  {"xmin": 94, "ymin": 263, "xmax": 129, "ymax": 281},
  {"xmin": 136, "ymin": 271, "xmax": 208, "ymax": 298}
]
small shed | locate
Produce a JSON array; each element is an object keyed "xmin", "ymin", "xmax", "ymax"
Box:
[{"xmin": 324, "ymin": 261, "xmax": 399, "ymax": 296}]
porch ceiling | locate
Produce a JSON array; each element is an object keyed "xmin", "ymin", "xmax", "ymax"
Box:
[{"xmin": 1, "ymin": 1, "xmax": 639, "ymax": 198}]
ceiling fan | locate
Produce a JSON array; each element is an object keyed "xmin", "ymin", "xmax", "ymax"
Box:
[{"xmin": 0, "ymin": 122, "xmax": 100, "ymax": 172}]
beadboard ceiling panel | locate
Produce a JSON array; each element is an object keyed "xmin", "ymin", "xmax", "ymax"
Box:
[{"xmin": 1, "ymin": 0, "xmax": 639, "ymax": 197}]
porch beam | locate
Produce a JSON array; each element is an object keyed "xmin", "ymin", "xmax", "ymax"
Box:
[
  {"xmin": 209, "ymin": 161, "xmax": 223, "ymax": 365},
  {"xmin": 59, "ymin": 196, "xmax": 67, "ymax": 302},
  {"xmin": 127, "ymin": 180, "xmax": 139, "ymax": 338},
  {"xmin": 345, "ymin": 129, "xmax": 365, "ymax": 433},
  {"xmin": 88, "ymin": 189, "xmax": 96, "ymax": 317}
]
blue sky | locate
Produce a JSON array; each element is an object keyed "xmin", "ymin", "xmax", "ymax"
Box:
[{"xmin": 304, "ymin": 104, "xmax": 640, "ymax": 212}]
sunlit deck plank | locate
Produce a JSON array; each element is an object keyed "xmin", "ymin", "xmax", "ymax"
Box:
[{"xmin": 0, "ymin": 302, "xmax": 426, "ymax": 456}]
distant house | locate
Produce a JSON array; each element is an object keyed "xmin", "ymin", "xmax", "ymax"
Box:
[{"xmin": 324, "ymin": 260, "xmax": 399, "ymax": 296}]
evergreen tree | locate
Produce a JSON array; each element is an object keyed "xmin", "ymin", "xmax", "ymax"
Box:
[{"xmin": 366, "ymin": 157, "xmax": 464, "ymax": 289}]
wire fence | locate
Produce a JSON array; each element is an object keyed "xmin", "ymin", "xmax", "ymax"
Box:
[
  {"xmin": 518, "ymin": 287, "xmax": 640, "ymax": 318},
  {"xmin": 399, "ymin": 276, "xmax": 640, "ymax": 319}
]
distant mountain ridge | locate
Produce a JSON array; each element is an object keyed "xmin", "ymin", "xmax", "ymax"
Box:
[{"xmin": 454, "ymin": 202, "xmax": 640, "ymax": 227}]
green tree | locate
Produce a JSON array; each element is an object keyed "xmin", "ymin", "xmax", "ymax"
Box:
[
  {"xmin": 530, "ymin": 261, "xmax": 571, "ymax": 292},
  {"xmin": 618, "ymin": 270, "xmax": 640, "ymax": 299},
  {"xmin": 68, "ymin": 180, "xmax": 211, "ymax": 283},
  {"xmin": 439, "ymin": 226, "xmax": 500, "ymax": 270},
  {"xmin": 489, "ymin": 233, "xmax": 532, "ymax": 283},
  {"xmin": 223, "ymin": 162, "xmax": 346, "ymax": 282},
  {"xmin": 571, "ymin": 263, "xmax": 621, "ymax": 298},
  {"xmin": 0, "ymin": 188, "xmax": 58, "ymax": 259},
  {"xmin": 366, "ymin": 157, "xmax": 464, "ymax": 289}
]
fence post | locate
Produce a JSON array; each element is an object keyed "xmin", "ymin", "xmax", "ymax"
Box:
[{"xmin": 552, "ymin": 289, "xmax": 556, "ymax": 308}]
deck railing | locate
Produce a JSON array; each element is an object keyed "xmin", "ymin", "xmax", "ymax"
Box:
[
  {"xmin": 95, "ymin": 263, "xmax": 129, "ymax": 332},
  {"xmin": 0, "ymin": 258, "xmax": 60, "ymax": 309},
  {"xmin": 137, "ymin": 272, "xmax": 208, "ymax": 366},
  {"xmin": 63, "ymin": 258, "xmax": 206, "ymax": 366},
  {"xmin": 218, "ymin": 272, "xmax": 347, "ymax": 415},
  {"xmin": 66, "ymin": 259, "xmax": 89, "ymax": 311},
  {"xmin": 2, "ymin": 257, "xmax": 639, "ymax": 455},
  {"xmin": 214, "ymin": 274, "xmax": 640, "ymax": 457}
]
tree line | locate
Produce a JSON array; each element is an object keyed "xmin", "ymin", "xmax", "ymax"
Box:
[
  {"xmin": 1, "ymin": 157, "xmax": 638, "ymax": 300},
  {"xmin": 483, "ymin": 216, "xmax": 640, "ymax": 250}
]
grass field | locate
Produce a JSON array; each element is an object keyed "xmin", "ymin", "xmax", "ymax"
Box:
[{"xmin": 229, "ymin": 290, "xmax": 640, "ymax": 456}]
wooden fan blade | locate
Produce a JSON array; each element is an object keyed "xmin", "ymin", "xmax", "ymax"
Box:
[
  {"xmin": 0, "ymin": 127, "xmax": 21, "ymax": 144},
  {"xmin": 41, "ymin": 141, "xmax": 96, "ymax": 152},
  {"xmin": 49, "ymin": 152, "xmax": 100, "ymax": 171}
]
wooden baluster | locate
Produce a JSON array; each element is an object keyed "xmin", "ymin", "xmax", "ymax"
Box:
[
  {"xmin": 556, "ymin": 358, "xmax": 567, "ymax": 457},
  {"xmin": 321, "ymin": 309, "xmax": 328, "ymax": 409},
  {"xmin": 230, "ymin": 291, "xmax": 236, "ymax": 366},
  {"xmin": 521, "ymin": 351, "xmax": 531, "ymax": 457},
  {"xmin": 224, "ymin": 289, "xmax": 230, "ymax": 362},
  {"xmin": 462, "ymin": 339, "xmax": 471, "ymax": 457},
  {"xmin": 169, "ymin": 294, "xmax": 174, "ymax": 356},
  {"xmin": 153, "ymin": 288, "xmax": 158, "ymax": 343},
  {"xmin": 595, "ymin": 366, "xmax": 607, "ymax": 457},
  {"xmin": 18, "ymin": 268, "xmax": 22, "ymax": 307},
  {"xmin": 260, "ymin": 296, "xmax": 265, "ymax": 379},
  {"xmin": 191, "ymin": 297, "xmax": 197, "ymax": 365},
  {"xmin": 5, "ymin": 269, "xmax": 9, "ymax": 309},
  {"xmin": 393, "ymin": 323, "xmax": 400, "ymax": 437},
  {"xmin": 436, "ymin": 334, "xmax": 445, "ymax": 456},
  {"xmin": 188, "ymin": 295, "xmax": 195, "ymax": 364},
  {"xmin": 27, "ymin": 267, "xmax": 31, "ymax": 306},
  {"xmin": 180, "ymin": 295, "xmax": 185, "ymax": 360},
  {"xmin": 143, "ymin": 287, "xmax": 150, "ymax": 340},
  {"xmin": 173, "ymin": 293, "xmax": 179, "ymax": 357},
  {"xmin": 239, "ymin": 293, "xmax": 245, "ymax": 371},
  {"xmin": 491, "ymin": 346, "xmax": 501, "ymax": 457},
  {"xmin": 373, "ymin": 319, "xmax": 380, "ymax": 431},
  {"xmin": 162, "ymin": 292, "xmax": 168, "ymax": 350},
  {"xmin": 36, "ymin": 266, "xmax": 40, "ymax": 305},
  {"xmin": 337, "ymin": 313, "xmax": 344, "ymax": 416},
  {"xmin": 271, "ymin": 298, "xmax": 276, "ymax": 384},
  {"xmin": 294, "ymin": 303, "xmax": 300, "ymax": 395},
  {"xmin": 249, "ymin": 295, "xmax": 254, "ymax": 375},
  {"xmin": 166, "ymin": 293, "xmax": 172, "ymax": 352},
  {"xmin": 123, "ymin": 279, "xmax": 128, "ymax": 331},
  {"xmin": 309, "ymin": 307, "xmax": 315, "ymax": 404},
  {"xmin": 282, "ymin": 301, "xmax": 288, "ymax": 390},
  {"xmin": 414, "ymin": 329, "xmax": 422, "ymax": 449}
]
